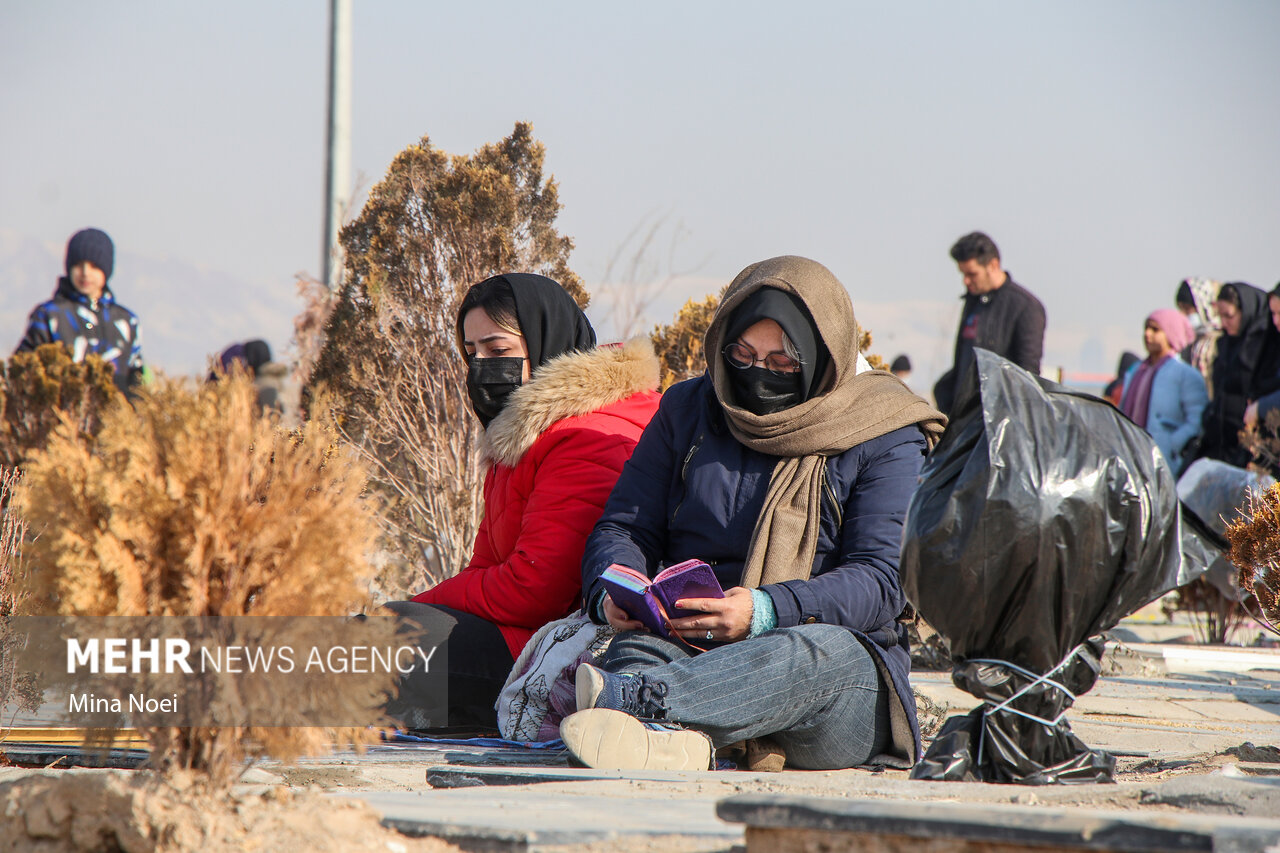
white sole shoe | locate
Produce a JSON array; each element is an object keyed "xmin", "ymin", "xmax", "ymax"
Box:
[
  {"xmin": 575, "ymin": 663, "xmax": 607, "ymax": 711},
  {"xmin": 560, "ymin": 709, "xmax": 713, "ymax": 771}
]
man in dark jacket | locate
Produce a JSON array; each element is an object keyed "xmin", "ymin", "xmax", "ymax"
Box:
[
  {"xmin": 15, "ymin": 228, "xmax": 145, "ymax": 394},
  {"xmin": 933, "ymin": 232, "xmax": 1045, "ymax": 415}
]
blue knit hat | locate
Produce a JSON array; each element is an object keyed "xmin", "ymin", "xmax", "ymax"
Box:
[{"xmin": 65, "ymin": 228, "xmax": 114, "ymax": 281}]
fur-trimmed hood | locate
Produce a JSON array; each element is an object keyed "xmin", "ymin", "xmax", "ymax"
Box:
[{"xmin": 483, "ymin": 337, "xmax": 660, "ymax": 466}]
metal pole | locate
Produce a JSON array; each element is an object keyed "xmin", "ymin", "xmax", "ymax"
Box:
[{"xmin": 322, "ymin": 0, "xmax": 352, "ymax": 291}]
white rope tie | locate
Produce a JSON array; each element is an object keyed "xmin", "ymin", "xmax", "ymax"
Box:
[{"xmin": 968, "ymin": 644, "xmax": 1085, "ymax": 770}]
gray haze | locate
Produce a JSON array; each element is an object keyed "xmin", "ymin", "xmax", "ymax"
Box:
[{"xmin": 2, "ymin": 1, "xmax": 1278, "ymax": 387}]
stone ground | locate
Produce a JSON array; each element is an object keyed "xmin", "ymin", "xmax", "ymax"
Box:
[{"xmin": 2, "ymin": 617, "xmax": 1279, "ymax": 851}]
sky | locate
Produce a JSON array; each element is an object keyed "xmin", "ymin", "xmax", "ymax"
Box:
[{"xmin": 2, "ymin": 1, "xmax": 1278, "ymax": 390}]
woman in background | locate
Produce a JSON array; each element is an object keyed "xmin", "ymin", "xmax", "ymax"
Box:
[
  {"xmin": 1196, "ymin": 282, "xmax": 1269, "ymax": 468},
  {"xmin": 1242, "ymin": 283, "xmax": 1280, "ymax": 470},
  {"xmin": 388, "ymin": 273, "xmax": 661, "ymax": 730},
  {"xmin": 1175, "ymin": 277, "xmax": 1221, "ymax": 389},
  {"xmin": 1119, "ymin": 310, "xmax": 1206, "ymax": 476}
]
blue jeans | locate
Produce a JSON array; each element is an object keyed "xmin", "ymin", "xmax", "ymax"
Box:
[{"xmin": 601, "ymin": 624, "xmax": 891, "ymax": 770}]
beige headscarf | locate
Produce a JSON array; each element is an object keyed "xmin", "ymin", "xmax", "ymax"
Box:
[{"xmin": 704, "ymin": 256, "xmax": 946, "ymax": 588}]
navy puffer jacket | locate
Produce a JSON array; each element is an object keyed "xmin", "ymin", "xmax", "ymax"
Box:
[
  {"xmin": 582, "ymin": 373, "xmax": 927, "ymax": 761},
  {"xmin": 17, "ymin": 277, "xmax": 144, "ymax": 393}
]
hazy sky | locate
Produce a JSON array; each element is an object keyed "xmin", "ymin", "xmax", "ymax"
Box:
[{"xmin": 3, "ymin": 1, "xmax": 1278, "ymax": 385}]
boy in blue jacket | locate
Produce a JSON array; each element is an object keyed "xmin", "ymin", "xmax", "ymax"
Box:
[{"xmin": 16, "ymin": 228, "xmax": 145, "ymax": 393}]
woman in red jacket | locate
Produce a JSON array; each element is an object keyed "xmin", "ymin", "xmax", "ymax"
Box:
[{"xmin": 387, "ymin": 273, "xmax": 661, "ymax": 731}]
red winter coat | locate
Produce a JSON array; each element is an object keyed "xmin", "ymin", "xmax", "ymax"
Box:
[{"xmin": 412, "ymin": 339, "xmax": 661, "ymax": 657}]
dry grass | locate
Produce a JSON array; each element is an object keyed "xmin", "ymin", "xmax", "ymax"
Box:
[
  {"xmin": 16, "ymin": 374, "xmax": 397, "ymax": 787},
  {"xmin": 0, "ymin": 467, "xmax": 40, "ymax": 719}
]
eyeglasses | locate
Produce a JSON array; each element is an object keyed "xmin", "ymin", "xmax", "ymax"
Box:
[{"xmin": 723, "ymin": 342, "xmax": 802, "ymax": 375}]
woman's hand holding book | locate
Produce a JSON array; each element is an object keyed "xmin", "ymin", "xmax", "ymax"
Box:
[{"xmin": 667, "ymin": 586, "xmax": 754, "ymax": 642}]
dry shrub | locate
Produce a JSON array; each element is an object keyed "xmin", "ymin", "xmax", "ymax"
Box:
[
  {"xmin": 860, "ymin": 328, "xmax": 889, "ymax": 371},
  {"xmin": 652, "ymin": 292, "xmax": 722, "ymax": 391},
  {"xmin": 17, "ymin": 374, "xmax": 395, "ymax": 787},
  {"xmin": 0, "ymin": 343, "xmax": 123, "ymax": 469},
  {"xmin": 306, "ymin": 121, "xmax": 585, "ymax": 594},
  {"xmin": 651, "ymin": 291, "xmax": 889, "ymax": 391},
  {"xmin": 1224, "ymin": 482, "xmax": 1280, "ymax": 636},
  {"xmin": 0, "ymin": 345, "xmax": 115, "ymax": 724},
  {"xmin": 1161, "ymin": 576, "xmax": 1254, "ymax": 644},
  {"xmin": 1242, "ymin": 407, "xmax": 1280, "ymax": 478},
  {"xmin": 913, "ymin": 688, "xmax": 949, "ymax": 741},
  {"xmin": 0, "ymin": 467, "xmax": 40, "ymax": 720},
  {"xmin": 906, "ymin": 615, "xmax": 951, "ymax": 672}
]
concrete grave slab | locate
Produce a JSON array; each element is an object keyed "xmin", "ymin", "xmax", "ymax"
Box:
[
  {"xmin": 716, "ymin": 793, "xmax": 1280, "ymax": 852},
  {"xmin": 425, "ymin": 764, "xmax": 734, "ymax": 789},
  {"xmin": 333, "ymin": 787, "xmax": 743, "ymax": 852}
]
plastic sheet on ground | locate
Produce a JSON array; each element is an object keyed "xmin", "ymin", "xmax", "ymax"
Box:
[
  {"xmin": 1177, "ymin": 458, "xmax": 1275, "ymax": 603},
  {"xmin": 902, "ymin": 349, "xmax": 1216, "ymax": 784}
]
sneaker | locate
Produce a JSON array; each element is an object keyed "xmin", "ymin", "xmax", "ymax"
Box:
[
  {"xmin": 575, "ymin": 664, "xmax": 671, "ymax": 718},
  {"xmin": 560, "ymin": 708, "xmax": 713, "ymax": 771}
]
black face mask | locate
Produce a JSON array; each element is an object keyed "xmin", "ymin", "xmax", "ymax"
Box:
[
  {"xmin": 466, "ymin": 357, "xmax": 525, "ymax": 427},
  {"xmin": 729, "ymin": 366, "xmax": 803, "ymax": 415}
]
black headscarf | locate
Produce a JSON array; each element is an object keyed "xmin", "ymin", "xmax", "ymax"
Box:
[
  {"xmin": 499, "ymin": 273, "xmax": 596, "ymax": 369},
  {"xmin": 1223, "ymin": 282, "xmax": 1268, "ymax": 337},
  {"xmin": 1252, "ymin": 283, "xmax": 1280, "ymax": 398},
  {"xmin": 1219, "ymin": 282, "xmax": 1270, "ymax": 379},
  {"xmin": 1103, "ymin": 351, "xmax": 1141, "ymax": 402},
  {"xmin": 723, "ymin": 286, "xmax": 831, "ymax": 400},
  {"xmin": 1116, "ymin": 351, "xmax": 1141, "ymax": 376}
]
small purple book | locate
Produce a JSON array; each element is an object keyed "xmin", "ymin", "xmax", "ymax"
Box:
[{"xmin": 600, "ymin": 559, "xmax": 725, "ymax": 637}]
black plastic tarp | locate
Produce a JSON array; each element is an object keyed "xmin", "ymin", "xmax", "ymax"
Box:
[{"xmin": 903, "ymin": 349, "xmax": 1212, "ymax": 784}]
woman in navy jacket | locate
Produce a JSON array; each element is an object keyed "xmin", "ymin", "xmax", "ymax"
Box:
[{"xmin": 560, "ymin": 256, "xmax": 945, "ymax": 772}]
